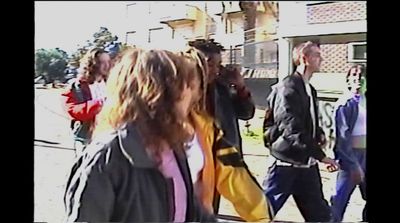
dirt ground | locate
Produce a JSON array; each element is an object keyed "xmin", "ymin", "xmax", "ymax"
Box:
[{"xmin": 34, "ymin": 88, "xmax": 365, "ymax": 222}]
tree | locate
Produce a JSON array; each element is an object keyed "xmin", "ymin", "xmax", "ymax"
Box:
[
  {"xmin": 48, "ymin": 58, "xmax": 68, "ymax": 82},
  {"xmin": 93, "ymin": 26, "xmax": 118, "ymax": 50},
  {"xmin": 69, "ymin": 27, "xmax": 122, "ymax": 68},
  {"xmin": 35, "ymin": 49, "xmax": 50, "ymax": 78},
  {"xmin": 118, "ymin": 42, "xmax": 130, "ymax": 52},
  {"xmin": 68, "ymin": 43, "xmax": 89, "ymax": 69},
  {"xmin": 35, "ymin": 48, "xmax": 69, "ymax": 85}
]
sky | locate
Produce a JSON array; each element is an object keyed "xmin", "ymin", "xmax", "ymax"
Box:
[{"xmin": 35, "ymin": 1, "xmax": 127, "ymax": 55}]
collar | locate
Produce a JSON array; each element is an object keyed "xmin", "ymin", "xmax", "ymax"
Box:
[{"xmin": 117, "ymin": 122, "xmax": 157, "ymax": 168}]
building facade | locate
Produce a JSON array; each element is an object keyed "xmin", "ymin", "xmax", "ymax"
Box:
[
  {"xmin": 124, "ymin": 1, "xmax": 367, "ymax": 150},
  {"xmin": 277, "ymin": 1, "xmax": 366, "ymax": 149}
]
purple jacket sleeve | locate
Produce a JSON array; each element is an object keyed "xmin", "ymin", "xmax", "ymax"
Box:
[{"xmin": 334, "ymin": 100, "xmax": 360, "ymax": 170}]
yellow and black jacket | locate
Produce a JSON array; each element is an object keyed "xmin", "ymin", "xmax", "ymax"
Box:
[{"xmin": 190, "ymin": 111, "xmax": 271, "ymax": 222}]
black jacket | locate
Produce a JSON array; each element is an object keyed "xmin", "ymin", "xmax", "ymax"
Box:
[
  {"xmin": 213, "ymin": 81, "xmax": 255, "ymax": 157},
  {"xmin": 266, "ymin": 72, "xmax": 326, "ymax": 165},
  {"xmin": 64, "ymin": 122, "xmax": 216, "ymax": 222}
]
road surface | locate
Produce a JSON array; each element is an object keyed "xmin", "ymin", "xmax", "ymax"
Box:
[{"xmin": 34, "ymin": 87, "xmax": 365, "ymax": 222}]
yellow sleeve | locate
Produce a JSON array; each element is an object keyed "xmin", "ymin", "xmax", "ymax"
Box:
[{"xmin": 215, "ymin": 147, "xmax": 271, "ymax": 222}]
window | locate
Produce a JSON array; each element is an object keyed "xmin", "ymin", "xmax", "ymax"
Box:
[
  {"xmin": 348, "ymin": 42, "xmax": 366, "ymax": 62},
  {"xmin": 148, "ymin": 27, "xmax": 163, "ymax": 43},
  {"xmin": 126, "ymin": 31, "xmax": 137, "ymax": 46}
]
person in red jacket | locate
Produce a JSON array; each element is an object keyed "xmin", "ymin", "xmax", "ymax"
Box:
[{"xmin": 61, "ymin": 48, "xmax": 111, "ymax": 157}]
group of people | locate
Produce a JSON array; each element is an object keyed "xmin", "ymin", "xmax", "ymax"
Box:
[
  {"xmin": 60, "ymin": 39, "xmax": 366, "ymax": 222},
  {"xmin": 263, "ymin": 41, "xmax": 367, "ymax": 222}
]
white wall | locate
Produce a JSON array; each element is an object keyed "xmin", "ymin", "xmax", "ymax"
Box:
[{"xmin": 278, "ymin": 1, "xmax": 307, "ymax": 27}]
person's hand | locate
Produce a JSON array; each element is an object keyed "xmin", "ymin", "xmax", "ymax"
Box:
[
  {"xmin": 350, "ymin": 166, "xmax": 365, "ymax": 184},
  {"xmin": 321, "ymin": 157, "xmax": 340, "ymax": 172},
  {"xmin": 94, "ymin": 98, "xmax": 105, "ymax": 114},
  {"xmin": 220, "ymin": 65, "xmax": 245, "ymax": 87},
  {"xmin": 229, "ymin": 67, "xmax": 245, "ymax": 87},
  {"xmin": 318, "ymin": 133, "xmax": 327, "ymax": 147}
]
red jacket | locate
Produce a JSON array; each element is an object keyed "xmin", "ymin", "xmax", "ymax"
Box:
[
  {"xmin": 61, "ymin": 78, "xmax": 104, "ymax": 141},
  {"xmin": 61, "ymin": 79, "xmax": 103, "ymax": 122}
]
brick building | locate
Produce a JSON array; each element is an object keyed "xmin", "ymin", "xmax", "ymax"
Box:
[{"xmin": 124, "ymin": 1, "xmax": 367, "ymax": 147}]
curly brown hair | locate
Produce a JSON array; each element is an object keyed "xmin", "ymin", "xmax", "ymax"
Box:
[
  {"xmin": 95, "ymin": 48, "xmax": 199, "ymax": 156},
  {"xmin": 78, "ymin": 48, "xmax": 109, "ymax": 84}
]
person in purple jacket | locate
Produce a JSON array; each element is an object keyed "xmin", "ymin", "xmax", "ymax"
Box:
[{"xmin": 331, "ymin": 64, "xmax": 367, "ymax": 222}]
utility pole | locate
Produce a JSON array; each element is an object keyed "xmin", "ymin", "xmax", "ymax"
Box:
[{"xmin": 204, "ymin": 2, "xmax": 208, "ymax": 39}]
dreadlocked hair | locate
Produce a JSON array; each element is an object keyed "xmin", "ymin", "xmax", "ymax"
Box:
[
  {"xmin": 187, "ymin": 39, "xmax": 225, "ymax": 58},
  {"xmin": 176, "ymin": 47, "xmax": 209, "ymax": 112}
]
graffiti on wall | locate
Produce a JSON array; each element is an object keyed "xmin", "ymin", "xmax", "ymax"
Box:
[{"xmin": 318, "ymin": 99, "xmax": 337, "ymax": 151}]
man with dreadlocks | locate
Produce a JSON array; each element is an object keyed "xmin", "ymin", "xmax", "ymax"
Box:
[
  {"xmin": 188, "ymin": 39, "xmax": 267, "ymax": 219},
  {"xmin": 176, "ymin": 47, "xmax": 270, "ymax": 222},
  {"xmin": 188, "ymin": 38, "xmax": 255, "ymax": 159}
]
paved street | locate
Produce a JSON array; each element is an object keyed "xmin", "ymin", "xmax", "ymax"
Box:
[
  {"xmin": 34, "ymin": 87, "xmax": 365, "ymax": 222},
  {"xmin": 34, "ymin": 87, "xmax": 75, "ymax": 223}
]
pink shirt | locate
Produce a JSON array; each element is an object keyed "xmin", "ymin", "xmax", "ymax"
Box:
[{"xmin": 158, "ymin": 149, "xmax": 187, "ymax": 222}]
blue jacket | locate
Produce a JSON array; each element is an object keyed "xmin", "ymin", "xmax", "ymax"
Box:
[{"xmin": 334, "ymin": 93, "xmax": 361, "ymax": 171}]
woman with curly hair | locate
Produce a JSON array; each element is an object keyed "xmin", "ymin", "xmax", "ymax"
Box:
[
  {"xmin": 63, "ymin": 48, "xmax": 216, "ymax": 222},
  {"xmin": 61, "ymin": 48, "xmax": 111, "ymax": 157}
]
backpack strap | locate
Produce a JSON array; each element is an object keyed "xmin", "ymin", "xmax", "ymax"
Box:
[{"xmin": 70, "ymin": 80, "xmax": 87, "ymax": 104}]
